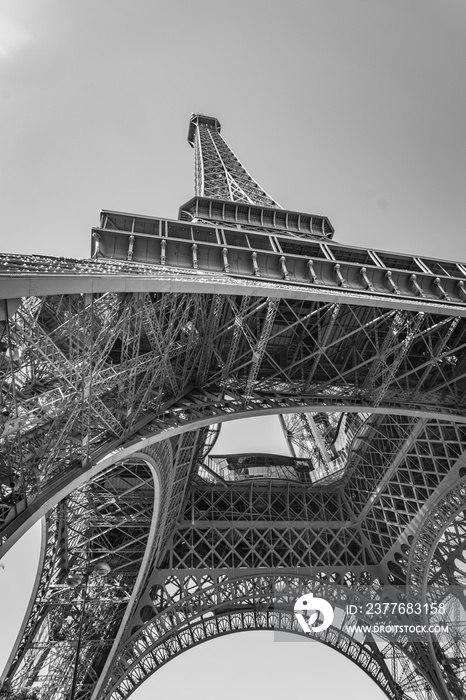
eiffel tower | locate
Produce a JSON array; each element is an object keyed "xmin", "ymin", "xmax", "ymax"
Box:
[{"xmin": 1, "ymin": 114, "xmax": 466, "ymax": 700}]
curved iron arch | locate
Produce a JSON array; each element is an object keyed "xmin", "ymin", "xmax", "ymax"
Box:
[
  {"xmin": 101, "ymin": 572, "xmax": 431, "ymax": 700},
  {"xmin": 2, "ymin": 451, "xmax": 164, "ymax": 699},
  {"xmin": 406, "ymin": 471, "xmax": 466, "ymax": 700},
  {"xmin": 3, "ymin": 403, "xmax": 466, "ymax": 559}
]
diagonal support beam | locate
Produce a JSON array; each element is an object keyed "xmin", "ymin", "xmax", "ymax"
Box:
[{"xmin": 244, "ymin": 299, "xmax": 279, "ymax": 402}]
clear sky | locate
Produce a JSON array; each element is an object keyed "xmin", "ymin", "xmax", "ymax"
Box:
[{"xmin": 0, "ymin": 0, "xmax": 465, "ymax": 698}]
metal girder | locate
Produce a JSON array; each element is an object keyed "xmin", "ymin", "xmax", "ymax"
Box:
[
  {"xmin": 3, "ymin": 252, "xmax": 466, "ymax": 322},
  {"xmin": 403, "ymin": 475, "xmax": 466, "ymax": 700},
  {"xmin": 220, "ymin": 294, "xmax": 253, "ymax": 387},
  {"xmin": 195, "ymin": 294, "xmax": 223, "ymax": 386},
  {"xmin": 5, "ymin": 458, "xmax": 156, "ymax": 699},
  {"xmin": 363, "ymin": 312, "xmax": 426, "ymax": 406},
  {"xmin": 243, "ymin": 298, "xmax": 279, "ymax": 402}
]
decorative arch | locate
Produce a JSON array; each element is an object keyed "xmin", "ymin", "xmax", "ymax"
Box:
[
  {"xmin": 3, "ymin": 402, "xmax": 466, "ymax": 558},
  {"xmin": 3, "ymin": 427, "xmax": 217, "ymax": 699},
  {"xmin": 3, "ymin": 450, "xmax": 164, "ymax": 698},
  {"xmin": 406, "ymin": 471, "xmax": 466, "ymax": 700},
  {"xmin": 101, "ymin": 573, "xmax": 430, "ymax": 700}
]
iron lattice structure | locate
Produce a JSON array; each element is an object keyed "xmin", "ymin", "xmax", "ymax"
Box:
[{"xmin": 1, "ymin": 113, "xmax": 466, "ymax": 699}]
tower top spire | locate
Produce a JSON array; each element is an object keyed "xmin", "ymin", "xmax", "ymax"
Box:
[
  {"xmin": 187, "ymin": 114, "xmax": 221, "ymax": 147},
  {"xmin": 187, "ymin": 112, "xmax": 279, "ymax": 207},
  {"xmin": 181, "ymin": 113, "xmax": 334, "ymax": 238}
]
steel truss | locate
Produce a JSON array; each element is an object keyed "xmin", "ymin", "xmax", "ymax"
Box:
[
  {"xmin": 1, "ymin": 115, "xmax": 466, "ymax": 699},
  {"xmin": 188, "ymin": 114, "xmax": 279, "ymax": 207}
]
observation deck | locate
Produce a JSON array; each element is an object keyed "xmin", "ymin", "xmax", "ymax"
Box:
[{"xmin": 187, "ymin": 113, "xmax": 222, "ymax": 147}]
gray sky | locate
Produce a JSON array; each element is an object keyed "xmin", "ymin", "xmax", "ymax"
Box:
[{"xmin": 1, "ymin": 0, "xmax": 465, "ymax": 697}]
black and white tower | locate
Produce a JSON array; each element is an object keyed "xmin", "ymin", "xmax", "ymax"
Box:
[{"xmin": 1, "ymin": 115, "xmax": 466, "ymax": 699}]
